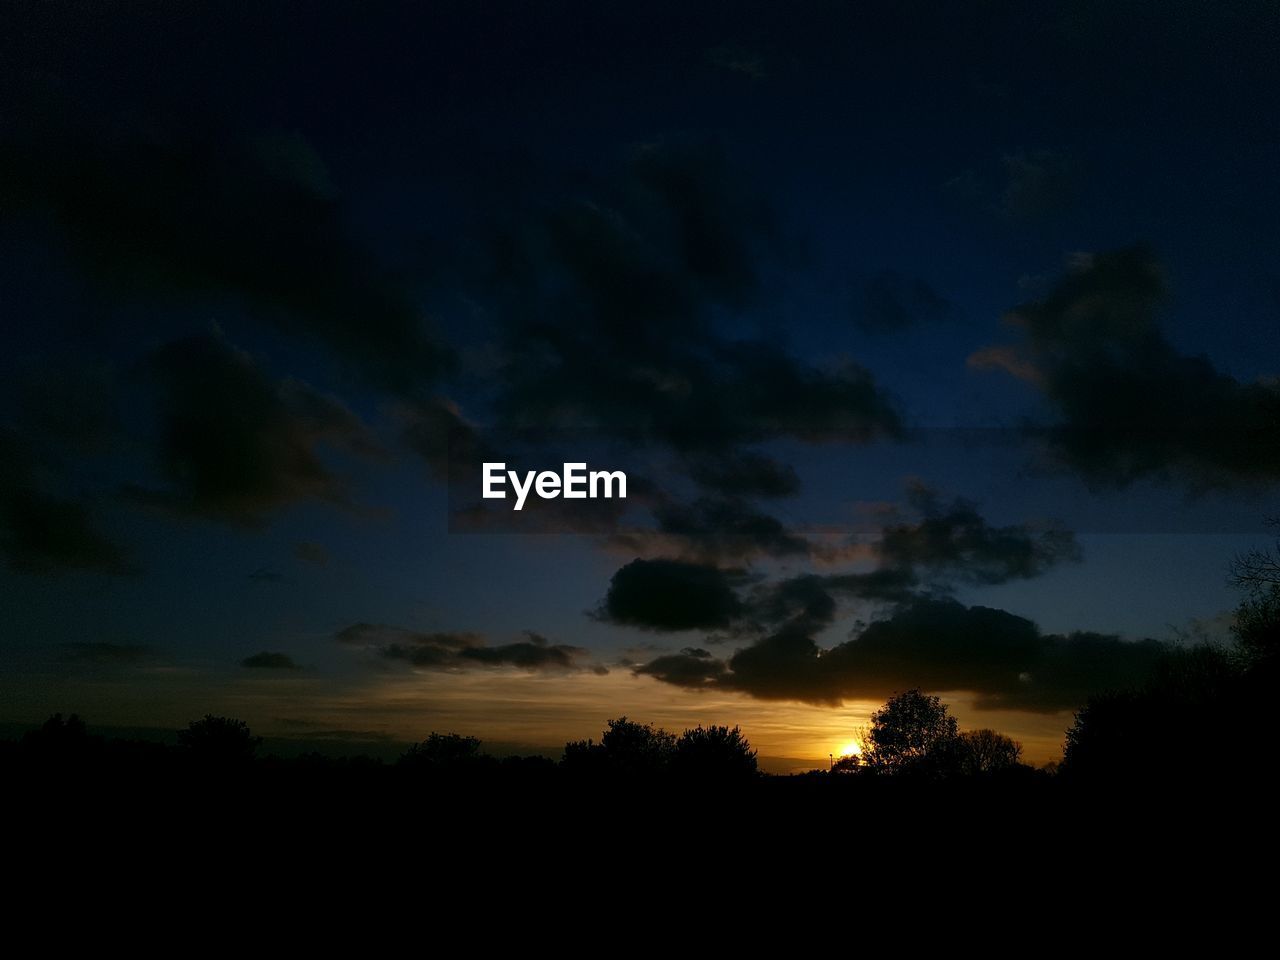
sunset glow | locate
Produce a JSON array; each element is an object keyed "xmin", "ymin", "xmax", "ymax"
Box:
[{"xmin": 3, "ymin": 3, "xmax": 1277, "ymax": 798}]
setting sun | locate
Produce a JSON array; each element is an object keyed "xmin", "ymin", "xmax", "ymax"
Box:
[{"xmin": 837, "ymin": 741, "xmax": 863, "ymax": 758}]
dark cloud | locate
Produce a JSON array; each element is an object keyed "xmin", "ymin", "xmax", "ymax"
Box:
[
  {"xmin": 621, "ymin": 483, "xmax": 1089, "ymax": 700},
  {"xmin": 241, "ymin": 651, "xmax": 301, "ymax": 670},
  {"xmin": 0, "ymin": 485, "xmax": 135, "ymax": 576},
  {"xmin": 637, "ymin": 597, "xmax": 1166, "ymax": 711},
  {"xmin": 126, "ymin": 334, "xmax": 380, "ymax": 526},
  {"xmin": 972, "ymin": 246, "xmax": 1280, "ymax": 489},
  {"xmin": 396, "ymin": 142, "xmax": 899, "ymax": 555},
  {"xmin": 634, "ymin": 646, "xmax": 730, "ymax": 686},
  {"xmin": 706, "ymin": 343, "xmax": 902, "ymax": 447},
  {"xmin": 877, "ymin": 483, "xmax": 1081, "ymax": 584},
  {"xmin": 648, "ymin": 496, "xmax": 810, "ymax": 562},
  {"xmin": 629, "ymin": 141, "xmax": 770, "ymax": 307},
  {"xmin": 337, "ymin": 623, "xmax": 599, "ymax": 672},
  {"xmin": 484, "ymin": 144, "xmax": 901, "ymax": 455},
  {"xmin": 0, "ymin": 430, "xmax": 135, "ymax": 576},
  {"xmin": 974, "ymin": 630, "xmax": 1169, "ymax": 712},
  {"xmin": 596, "ymin": 559, "xmax": 743, "ymax": 631},
  {"xmin": 599, "ymin": 485, "xmax": 1076, "ymax": 644},
  {"xmin": 60, "ymin": 642, "xmax": 153, "ymax": 666},
  {"xmin": 1, "ymin": 107, "xmax": 450, "ymax": 393},
  {"xmin": 742, "ymin": 569, "xmax": 922, "ymax": 633},
  {"xmin": 856, "ymin": 270, "xmax": 953, "ymax": 334}
]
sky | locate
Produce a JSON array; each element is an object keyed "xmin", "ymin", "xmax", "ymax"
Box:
[{"xmin": 2, "ymin": 1, "xmax": 1278, "ymax": 770}]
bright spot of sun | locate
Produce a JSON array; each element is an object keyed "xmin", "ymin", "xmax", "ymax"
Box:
[{"xmin": 837, "ymin": 740, "xmax": 862, "ymax": 758}]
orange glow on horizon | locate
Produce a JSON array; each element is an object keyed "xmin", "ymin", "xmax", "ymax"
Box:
[{"xmin": 0, "ymin": 664, "xmax": 1069, "ymax": 773}]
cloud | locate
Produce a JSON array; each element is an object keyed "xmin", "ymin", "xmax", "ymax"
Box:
[
  {"xmin": 967, "ymin": 344, "xmax": 1043, "ymax": 385},
  {"xmin": 60, "ymin": 642, "xmax": 153, "ymax": 666},
  {"xmin": 972, "ymin": 246, "xmax": 1280, "ymax": 489},
  {"xmin": 596, "ymin": 559, "xmax": 744, "ymax": 631},
  {"xmin": 742, "ymin": 569, "xmax": 922, "ymax": 632},
  {"xmin": 0, "ymin": 485, "xmax": 135, "ymax": 576},
  {"xmin": 480, "ymin": 144, "xmax": 901, "ymax": 457},
  {"xmin": 1, "ymin": 107, "xmax": 450, "ymax": 393},
  {"xmin": 337, "ymin": 623, "xmax": 600, "ymax": 672},
  {"xmin": 126, "ymin": 334, "xmax": 381, "ymax": 526},
  {"xmin": 876, "ymin": 483, "xmax": 1081, "ymax": 584},
  {"xmin": 0, "ymin": 430, "xmax": 135, "ymax": 575},
  {"xmin": 241, "ymin": 651, "xmax": 302, "ymax": 670},
  {"xmin": 634, "ymin": 646, "xmax": 730, "ymax": 686},
  {"xmin": 646, "ymin": 496, "xmax": 810, "ymax": 562},
  {"xmin": 599, "ymin": 484, "xmax": 1077, "ymax": 645},
  {"xmin": 396, "ymin": 142, "xmax": 900, "ymax": 557},
  {"xmin": 856, "ymin": 270, "xmax": 953, "ymax": 334},
  {"xmin": 615, "ymin": 489, "xmax": 1105, "ymax": 710},
  {"xmin": 636, "ymin": 597, "xmax": 1166, "ymax": 711}
]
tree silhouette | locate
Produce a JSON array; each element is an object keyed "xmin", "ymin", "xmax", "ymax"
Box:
[
  {"xmin": 1062, "ymin": 691, "xmax": 1159, "ymax": 780},
  {"xmin": 1230, "ymin": 520, "xmax": 1280, "ymax": 664},
  {"xmin": 399, "ymin": 732, "xmax": 488, "ymax": 772},
  {"xmin": 830, "ymin": 754, "xmax": 862, "ymax": 775},
  {"xmin": 21, "ymin": 713, "xmax": 100, "ymax": 769},
  {"xmin": 561, "ymin": 736, "xmax": 605, "ymax": 773},
  {"xmin": 177, "ymin": 715, "xmax": 260, "ymax": 764},
  {"xmin": 1063, "ymin": 528, "xmax": 1280, "ymax": 786},
  {"xmin": 563, "ymin": 717, "xmax": 676, "ymax": 777},
  {"xmin": 1231, "ymin": 520, "xmax": 1280, "ymax": 589},
  {"xmin": 671, "ymin": 724, "xmax": 758, "ymax": 780},
  {"xmin": 1232, "ymin": 588, "xmax": 1280, "ymax": 666},
  {"xmin": 860, "ymin": 689, "xmax": 959, "ymax": 774},
  {"xmin": 1061, "ymin": 644, "xmax": 1249, "ymax": 782},
  {"xmin": 949, "ymin": 729, "xmax": 1023, "ymax": 775}
]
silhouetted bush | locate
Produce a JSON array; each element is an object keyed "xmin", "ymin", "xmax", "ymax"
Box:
[
  {"xmin": 860, "ymin": 689, "xmax": 959, "ymax": 776},
  {"xmin": 1061, "ymin": 644, "xmax": 1261, "ymax": 784},
  {"xmin": 178, "ymin": 715, "xmax": 261, "ymax": 766},
  {"xmin": 1229, "ymin": 525, "xmax": 1280, "ymax": 667},
  {"xmin": 1233, "ymin": 587, "xmax": 1280, "ymax": 666},
  {"xmin": 399, "ymin": 732, "xmax": 494, "ymax": 775},
  {"xmin": 671, "ymin": 725, "xmax": 758, "ymax": 780},
  {"xmin": 563, "ymin": 717, "xmax": 676, "ymax": 778},
  {"xmin": 947, "ymin": 729, "xmax": 1023, "ymax": 776},
  {"xmin": 830, "ymin": 754, "xmax": 862, "ymax": 774},
  {"xmin": 20, "ymin": 713, "xmax": 102, "ymax": 772}
]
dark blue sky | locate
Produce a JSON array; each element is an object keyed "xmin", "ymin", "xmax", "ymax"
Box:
[{"xmin": 2, "ymin": 1, "xmax": 1278, "ymax": 766}]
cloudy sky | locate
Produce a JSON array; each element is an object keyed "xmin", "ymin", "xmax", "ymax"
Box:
[{"xmin": 2, "ymin": 1, "xmax": 1278, "ymax": 769}]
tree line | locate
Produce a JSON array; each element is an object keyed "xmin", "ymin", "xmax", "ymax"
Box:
[
  {"xmin": 8, "ymin": 523, "xmax": 1279, "ymax": 791},
  {"xmin": 0, "ymin": 697, "xmax": 1050, "ymax": 786}
]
